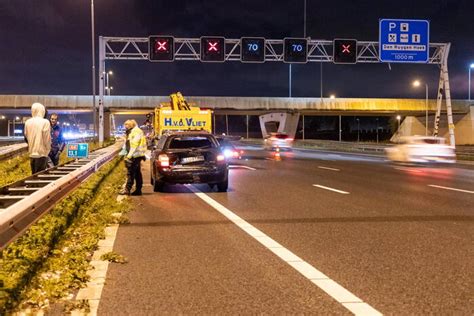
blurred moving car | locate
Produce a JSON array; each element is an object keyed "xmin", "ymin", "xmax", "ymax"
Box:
[
  {"xmin": 215, "ymin": 135, "xmax": 243, "ymax": 160},
  {"xmin": 263, "ymin": 132, "xmax": 293, "ymax": 151},
  {"xmin": 150, "ymin": 131, "xmax": 229, "ymax": 192},
  {"xmin": 385, "ymin": 136, "xmax": 456, "ymax": 164}
]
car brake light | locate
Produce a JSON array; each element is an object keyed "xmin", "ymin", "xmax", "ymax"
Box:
[
  {"xmin": 158, "ymin": 154, "xmax": 169, "ymax": 167},
  {"xmin": 216, "ymin": 154, "xmax": 225, "ymax": 162}
]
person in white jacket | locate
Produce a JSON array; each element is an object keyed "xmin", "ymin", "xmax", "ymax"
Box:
[{"xmin": 24, "ymin": 102, "xmax": 51, "ymax": 174}]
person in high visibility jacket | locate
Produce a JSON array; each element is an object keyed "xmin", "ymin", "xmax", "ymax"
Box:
[{"xmin": 121, "ymin": 119, "xmax": 147, "ymax": 196}]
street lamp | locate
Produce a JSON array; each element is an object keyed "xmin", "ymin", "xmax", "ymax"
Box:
[
  {"xmin": 356, "ymin": 118, "xmax": 360, "ymax": 142},
  {"xmin": 469, "ymin": 63, "xmax": 474, "ymax": 100},
  {"xmin": 329, "ymin": 94, "xmax": 336, "ymax": 99},
  {"xmin": 413, "ymin": 80, "xmax": 429, "ymax": 135}
]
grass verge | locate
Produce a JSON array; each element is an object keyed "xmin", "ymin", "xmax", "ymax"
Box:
[{"xmin": 0, "ymin": 154, "xmax": 130, "ymax": 314}]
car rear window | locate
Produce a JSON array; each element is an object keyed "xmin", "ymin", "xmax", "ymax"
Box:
[
  {"xmin": 217, "ymin": 138, "xmax": 231, "ymax": 147},
  {"xmin": 168, "ymin": 136, "xmax": 216, "ymax": 149},
  {"xmin": 421, "ymin": 138, "xmax": 443, "ymax": 144}
]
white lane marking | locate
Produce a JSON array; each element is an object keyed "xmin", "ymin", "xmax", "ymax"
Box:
[
  {"xmin": 318, "ymin": 166, "xmax": 340, "ymax": 171},
  {"xmin": 75, "ymin": 224, "xmax": 120, "ymax": 315},
  {"xmin": 188, "ymin": 186, "xmax": 380, "ymax": 316},
  {"xmin": 428, "ymin": 184, "xmax": 474, "ymax": 194},
  {"xmin": 313, "ymin": 184, "xmax": 350, "ymax": 195},
  {"xmin": 230, "ymin": 165, "xmax": 257, "ymax": 171}
]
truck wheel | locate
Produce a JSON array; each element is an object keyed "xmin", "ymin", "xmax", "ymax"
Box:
[
  {"xmin": 216, "ymin": 179, "xmax": 228, "ymax": 192},
  {"xmin": 153, "ymin": 179, "xmax": 165, "ymax": 192}
]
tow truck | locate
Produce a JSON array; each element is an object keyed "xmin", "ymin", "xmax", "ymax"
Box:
[{"xmin": 153, "ymin": 92, "xmax": 212, "ymax": 137}]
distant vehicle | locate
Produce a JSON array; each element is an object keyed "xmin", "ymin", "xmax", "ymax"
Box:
[
  {"xmin": 263, "ymin": 132, "xmax": 293, "ymax": 151},
  {"xmin": 150, "ymin": 131, "xmax": 229, "ymax": 192},
  {"xmin": 215, "ymin": 135, "xmax": 243, "ymax": 160},
  {"xmin": 385, "ymin": 136, "xmax": 456, "ymax": 164}
]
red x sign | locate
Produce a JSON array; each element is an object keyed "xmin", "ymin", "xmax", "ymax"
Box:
[
  {"xmin": 342, "ymin": 44, "xmax": 351, "ymax": 53},
  {"xmin": 156, "ymin": 41, "xmax": 168, "ymax": 51},
  {"xmin": 208, "ymin": 41, "xmax": 219, "ymax": 52}
]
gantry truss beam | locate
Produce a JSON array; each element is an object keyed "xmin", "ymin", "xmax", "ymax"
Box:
[
  {"xmin": 102, "ymin": 37, "xmax": 447, "ymax": 64},
  {"xmin": 97, "ymin": 36, "xmax": 454, "ymax": 147}
]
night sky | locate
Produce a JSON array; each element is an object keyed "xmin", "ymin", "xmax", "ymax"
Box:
[{"xmin": 1, "ymin": 0, "xmax": 473, "ymax": 99}]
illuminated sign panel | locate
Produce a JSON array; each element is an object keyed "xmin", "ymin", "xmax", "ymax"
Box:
[
  {"xmin": 148, "ymin": 36, "xmax": 174, "ymax": 62},
  {"xmin": 283, "ymin": 38, "xmax": 308, "ymax": 63},
  {"xmin": 333, "ymin": 39, "xmax": 358, "ymax": 64},
  {"xmin": 241, "ymin": 37, "xmax": 265, "ymax": 63},
  {"xmin": 200, "ymin": 37, "xmax": 225, "ymax": 62}
]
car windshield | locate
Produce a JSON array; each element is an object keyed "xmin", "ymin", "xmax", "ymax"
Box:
[{"xmin": 168, "ymin": 136, "xmax": 216, "ymax": 149}]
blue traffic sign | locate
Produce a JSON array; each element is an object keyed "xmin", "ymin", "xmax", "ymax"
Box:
[
  {"xmin": 66, "ymin": 143, "xmax": 89, "ymax": 158},
  {"xmin": 379, "ymin": 19, "xmax": 429, "ymax": 63}
]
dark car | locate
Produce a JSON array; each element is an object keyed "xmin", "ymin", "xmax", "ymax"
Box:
[{"xmin": 150, "ymin": 131, "xmax": 229, "ymax": 192}]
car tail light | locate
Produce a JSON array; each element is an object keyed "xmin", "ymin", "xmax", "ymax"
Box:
[
  {"xmin": 232, "ymin": 151, "xmax": 239, "ymax": 158},
  {"xmin": 216, "ymin": 154, "xmax": 225, "ymax": 162},
  {"xmin": 158, "ymin": 154, "xmax": 169, "ymax": 167}
]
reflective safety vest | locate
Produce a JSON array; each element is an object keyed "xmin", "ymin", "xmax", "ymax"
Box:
[{"xmin": 127, "ymin": 126, "xmax": 147, "ymax": 159}]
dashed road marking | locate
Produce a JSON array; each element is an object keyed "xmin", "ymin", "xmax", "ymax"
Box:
[
  {"xmin": 318, "ymin": 166, "xmax": 340, "ymax": 171},
  {"xmin": 189, "ymin": 186, "xmax": 380, "ymax": 316},
  {"xmin": 428, "ymin": 184, "xmax": 474, "ymax": 194},
  {"xmin": 313, "ymin": 184, "xmax": 350, "ymax": 194}
]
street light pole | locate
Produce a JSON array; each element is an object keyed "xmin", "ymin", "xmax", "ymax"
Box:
[
  {"xmin": 425, "ymin": 83, "xmax": 428, "ymax": 136},
  {"xmin": 413, "ymin": 80, "xmax": 428, "ymax": 136},
  {"xmin": 396, "ymin": 115, "xmax": 401, "ymax": 137},
  {"xmin": 356, "ymin": 118, "xmax": 360, "ymax": 142},
  {"xmin": 376, "ymin": 118, "xmax": 379, "ymax": 143},
  {"xmin": 469, "ymin": 63, "xmax": 474, "ymax": 100},
  {"xmin": 91, "ymin": 0, "xmax": 96, "ymax": 137}
]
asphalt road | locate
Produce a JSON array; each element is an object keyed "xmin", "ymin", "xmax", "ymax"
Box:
[{"xmin": 98, "ymin": 147, "xmax": 474, "ymax": 315}]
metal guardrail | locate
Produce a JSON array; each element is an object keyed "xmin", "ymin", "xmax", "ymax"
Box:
[
  {"xmin": 0, "ymin": 142, "xmax": 122, "ymax": 250},
  {"xmin": 0, "ymin": 143, "xmax": 28, "ymax": 160}
]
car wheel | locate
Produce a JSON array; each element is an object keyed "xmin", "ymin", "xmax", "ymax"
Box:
[
  {"xmin": 153, "ymin": 178, "xmax": 165, "ymax": 192},
  {"xmin": 216, "ymin": 179, "xmax": 228, "ymax": 192}
]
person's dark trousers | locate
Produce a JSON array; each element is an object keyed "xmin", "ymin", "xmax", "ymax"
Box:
[
  {"xmin": 30, "ymin": 157, "xmax": 49, "ymax": 174},
  {"xmin": 125, "ymin": 157, "xmax": 143, "ymax": 192},
  {"xmin": 48, "ymin": 150, "xmax": 60, "ymax": 166}
]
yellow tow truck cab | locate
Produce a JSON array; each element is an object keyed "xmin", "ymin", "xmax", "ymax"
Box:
[{"xmin": 154, "ymin": 92, "xmax": 212, "ymax": 136}]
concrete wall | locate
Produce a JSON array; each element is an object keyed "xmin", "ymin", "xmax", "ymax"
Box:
[{"xmin": 391, "ymin": 106, "xmax": 474, "ymax": 145}]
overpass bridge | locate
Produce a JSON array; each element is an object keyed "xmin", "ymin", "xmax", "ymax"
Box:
[
  {"xmin": 0, "ymin": 95, "xmax": 472, "ymax": 144},
  {"xmin": 0, "ymin": 95, "xmax": 471, "ymax": 114}
]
